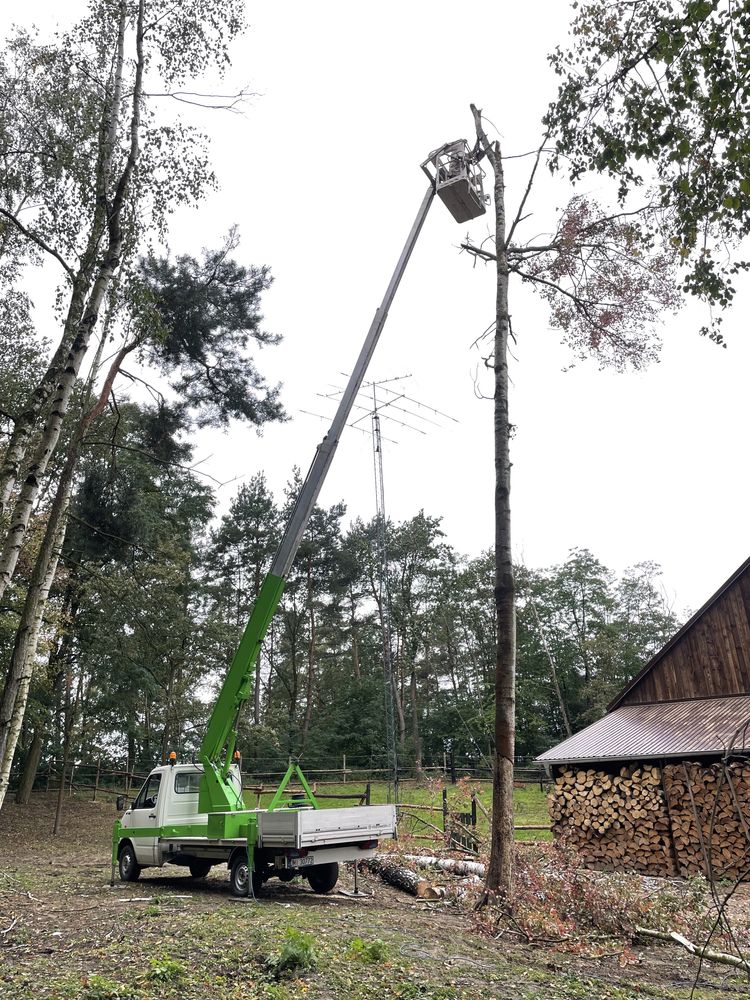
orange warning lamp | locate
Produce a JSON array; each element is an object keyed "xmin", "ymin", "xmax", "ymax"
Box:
[
  {"xmin": 168, "ymin": 751, "xmax": 177, "ymax": 767},
  {"xmin": 233, "ymin": 751, "xmax": 241, "ymax": 761}
]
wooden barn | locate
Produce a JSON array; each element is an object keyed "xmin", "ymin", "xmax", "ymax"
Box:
[{"xmin": 538, "ymin": 556, "xmax": 750, "ymax": 877}]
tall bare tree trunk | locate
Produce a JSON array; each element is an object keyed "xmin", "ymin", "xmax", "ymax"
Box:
[{"xmin": 472, "ymin": 104, "xmax": 516, "ymax": 900}]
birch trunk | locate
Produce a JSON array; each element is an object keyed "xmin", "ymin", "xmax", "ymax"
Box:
[
  {"xmin": 471, "ymin": 104, "xmax": 516, "ymax": 900},
  {"xmin": 0, "ymin": 3, "xmax": 127, "ymax": 516},
  {"xmin": 0, "ymin": 0, "xmax": 142, "ymax": 606},
  {"xmin": 0, "ymin": 338, "xmax": 134, "ymax": 811},
  {"xmin": 0, "ymin": 504, "xmax": 69, "ymax": 810}
]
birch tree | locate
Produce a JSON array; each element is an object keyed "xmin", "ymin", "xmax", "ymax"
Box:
[
  {"xmin": 0, "ymin": 0, "xmax": 264, "ymax": 809},
  {"xmin": 0, "ymin": 0, "xmax": 244, "ymax": 599}
]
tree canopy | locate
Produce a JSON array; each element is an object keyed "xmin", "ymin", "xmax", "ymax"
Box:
[{"xmin": 546, "ymin": 0, "xmax": 750, "ymax": 339}]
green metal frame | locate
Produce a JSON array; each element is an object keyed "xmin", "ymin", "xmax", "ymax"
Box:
[{"xmin": 267, "ymin": 762, "xmax": 319, "ymax": 812}]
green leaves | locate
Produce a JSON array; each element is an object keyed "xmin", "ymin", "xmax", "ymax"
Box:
[
  {"xmin": 546, "ymin": 0, "xmax": 750, "ymax": 331},
  {"xmin": 266, "ymin": 928, "xmax": 318, "ymax": 979}
]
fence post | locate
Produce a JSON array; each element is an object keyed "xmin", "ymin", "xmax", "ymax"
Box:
[
  {"xmin": 343, "ymin": 754, "xmax": 347, "ymax": 782},
  {"xmin": 450, "ymin": 748, "xmax": 456, "ymax": 785},
  {"xmin": 92, "ymin": 759, "xmax": 101, "ymax": 802},
  {"xmin": 45, "ymin": 764, "xmax": 51, "ymax": 792},
  {"xmin": 442, "ymin": 787, "xmax": 448, "ymax": 833},
  {"xmin": 69, "ymin": 764, "xmax": 75, "ymax": 797},
  {"xmin": 471, "ymin": 792, "xmax": 477, "ymax": 829},
  {"xmin": 365, "ymin": 781, "xmax": 371, "ymax": 806}
]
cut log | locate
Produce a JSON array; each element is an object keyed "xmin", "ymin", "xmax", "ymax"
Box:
[
  {"xmin": 402, "ymin": 854, "xmax": 486, "ymax": 877},
  {"xmin": 365, "ymin": 856, "xmax": 437, "ymax": 898},
  {"xmin": 635, "ymin": 927, "xmax": 750, "ymax": 974}
]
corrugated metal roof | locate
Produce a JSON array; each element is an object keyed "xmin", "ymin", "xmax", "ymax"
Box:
[{"xmin": 536, "ymin": 695, "xmax": 750, "ymax": 765}]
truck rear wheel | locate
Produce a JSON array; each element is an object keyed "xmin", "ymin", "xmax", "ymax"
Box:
[
  {"xmin": 118, "ymin": 842, "xmax": 141, "ymax": 882},
  {"xmin": 230, "ymin": 854, "xmax": 263, "ymax": 898},
  {"xmin": 188, "ymin": 860, "xmax": 212, "ymax": 879},
  {"xmin": 307, "ymin": 862, "xmax": 338, "ymax": 894}
]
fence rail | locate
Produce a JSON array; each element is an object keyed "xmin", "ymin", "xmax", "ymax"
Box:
[
  {"xmin": 14, "ymin": 761, "xmax": 551, "ymax": 847},
  {"xmin": 15, "ymin": 756, "xmax": 550, "ymax": 803}
]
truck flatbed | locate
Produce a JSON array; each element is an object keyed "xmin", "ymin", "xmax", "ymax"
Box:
[{"xmin": 257, "ymin": 804, "xmax": 397, "ymax": 849}]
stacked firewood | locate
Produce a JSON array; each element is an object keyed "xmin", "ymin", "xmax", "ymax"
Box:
[
  {"xmin": 548, "ymin": 765, "xmax": 675, "ymax": 875},
  {"xmin": 662, "ymin": 761, "xmax": 750, "ymax": 878},
  {"xmin": 549, "ymin": 761, "xmax": 750, "ymax": 878}
]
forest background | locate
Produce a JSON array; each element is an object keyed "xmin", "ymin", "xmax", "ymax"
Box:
[{"xmin": 0, "ymin": 0, "xmax": 728, "ymax": 799}]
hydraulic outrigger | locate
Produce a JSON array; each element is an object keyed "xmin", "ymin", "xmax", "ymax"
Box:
[{"xmin": 112, "ymin": 141, "xmax": 486, "ymax": 896}]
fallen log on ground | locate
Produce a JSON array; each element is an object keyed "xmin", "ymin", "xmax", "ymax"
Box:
[
  {"xmin": 365, "ymin": 856, "xmax": 443, "ymax": 899},
  {"xmin": 403, "ymin": 854, "xmax": 486, "ymax": 878},
  {"xmin": 635, "ymin": 926, "xmax": 750, "ymax": 974}
]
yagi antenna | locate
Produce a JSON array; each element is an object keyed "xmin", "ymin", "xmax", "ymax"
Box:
[{"xmin": 299, "ymin": 409, "xmax": 399, "ymax": 445}]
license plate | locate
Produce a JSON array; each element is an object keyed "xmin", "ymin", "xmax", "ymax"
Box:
[{"xmin": 289, "ymin": 856, "xmax": 315, "ymax": 868}]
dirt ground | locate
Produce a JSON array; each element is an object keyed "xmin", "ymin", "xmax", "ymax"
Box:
[{"xmin": 0, "ymin": 794, "xmax": 748, "ymax": 999}]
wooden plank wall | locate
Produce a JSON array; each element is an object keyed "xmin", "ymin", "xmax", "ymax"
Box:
[{"xmin": 621, "ymin": 570, "xmax": 750, "ymax": 704}]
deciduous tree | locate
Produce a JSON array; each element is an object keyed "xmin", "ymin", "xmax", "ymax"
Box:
[{"xmin": 545, "ymin": 0, "xmax": 750, "ymax": 340}]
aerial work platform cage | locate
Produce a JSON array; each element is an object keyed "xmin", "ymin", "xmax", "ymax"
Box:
[{"xmin": 421, "ymin": 139, "xmax": 487, "ymax": 224}]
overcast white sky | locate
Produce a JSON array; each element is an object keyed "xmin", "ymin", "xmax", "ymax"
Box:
[{"xmin": 4, "ymin": 1, "xmax": 750, "ymax": 617}]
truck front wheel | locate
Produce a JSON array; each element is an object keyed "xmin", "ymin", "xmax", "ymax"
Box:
[
  {"xmin": 118, "ymin": 843, "xmax": 141, "ymax": 882},
  {"xmin": 230, "ymin": 854, "xmax": 262, "ymax": 898},
  {"xmin": 307, "ymin": 862, "xmax": 338, "ymax": 894}
]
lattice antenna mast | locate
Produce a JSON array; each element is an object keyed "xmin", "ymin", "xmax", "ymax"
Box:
[
  {"xmin": 371, "ymin": 385, "xmax": 399, "ymax": 803},
  {"xmin": 348, "ymin": 374, "xmax": 457, "ymax": 801}
]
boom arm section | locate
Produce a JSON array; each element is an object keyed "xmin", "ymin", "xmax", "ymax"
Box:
[{"xmin": 198, "ymin": 185, "xmax": 436, "ymax": 813}]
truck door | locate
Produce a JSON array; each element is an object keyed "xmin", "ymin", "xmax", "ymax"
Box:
[{"xmin": 128, "ymin": 772, "xmax": 162, "ymax": 865}]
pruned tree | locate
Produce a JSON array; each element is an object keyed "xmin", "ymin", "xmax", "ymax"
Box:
[{"xmin": 466, "ymin": 102, "xmax": 681, "ymax": 902}]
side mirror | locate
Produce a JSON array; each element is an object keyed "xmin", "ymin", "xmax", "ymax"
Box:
[{"xmin": 116, "ymin": 794, "xmax": 127, "ymax": 811}]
